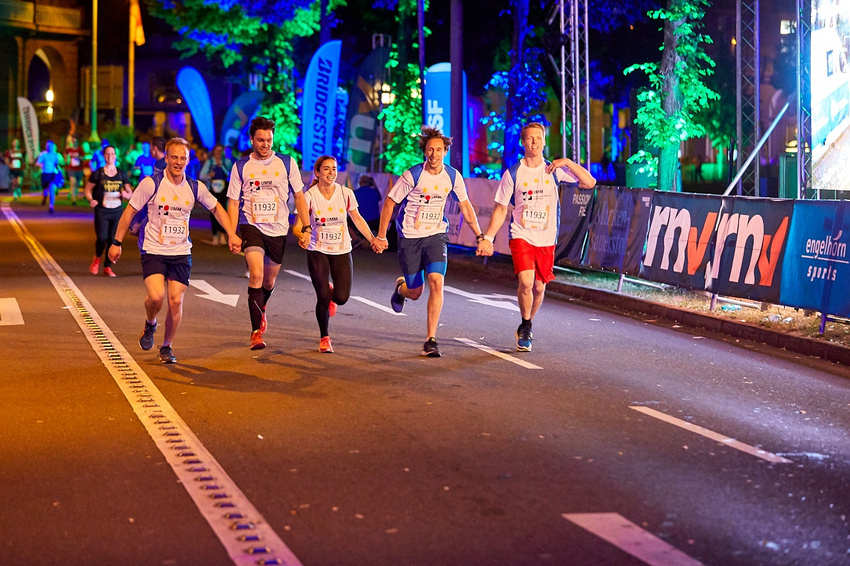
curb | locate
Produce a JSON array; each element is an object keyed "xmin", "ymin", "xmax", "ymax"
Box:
[{"xmin": 450, "ymin": 253, "xmax": 850, "ymax": 368}]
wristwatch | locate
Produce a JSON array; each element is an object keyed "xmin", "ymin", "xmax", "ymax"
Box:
[
  {"xmin": 300, "ymin": 225, "xmax": 312, "ymax": 235},
  {"xmin": 112, "ymin": 239, "xmax": 122, "ymax": 246}
]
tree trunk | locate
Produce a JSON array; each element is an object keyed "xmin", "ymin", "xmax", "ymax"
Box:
[
  {"xmin": 320, "ymin": 0, "xmax": 331, "ymax": 45},
  {"xmin": 450, "ymin": 0, "xmax": 463, "ymax": 171},
  {"xmin": 658, "ymin": 6, "xmax": 684, "ymax": 191},
  {"xmin": 418, "ymin": 0, "xmax": 426, "ymax": 124}
]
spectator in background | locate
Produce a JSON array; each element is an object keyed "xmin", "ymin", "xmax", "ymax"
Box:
[
  {"xmin": 200, "ymin": 144, "xmax": 233, "ymax": 245},
  {"xmin": 152, "ymin": 136, "xmax": 167, "ymax": 176},
  {"xmin": 36, "ymin": 140, "xmax": 64, "ymax": 214},
  {"xmin": 5, "ymin": 138, "xmax": 24, "ymax": 201},
  {"xmin": 134, "ymin": 142, "xmax": 157, "ymax": 181},
  {"xmin": 354, "ymin": 175, "xmax": 382, "ymax": 234},
  {"xmin": 0, "ymin": 155, "xmax": 11, "ymax": 194},
  {"xmin": 65, "ymin": 137, "xmax": 84, "ymax": 205}
]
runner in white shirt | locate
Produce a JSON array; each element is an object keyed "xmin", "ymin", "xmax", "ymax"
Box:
[
  {"xmin": 108, "ymin": 137, "xmax": 241, "ymax": 364},
  {"xmin": 477, "ymin": 121, "xmax": 596, "ymax": 352},
  {"xmin": 293, "ymin": 155, "xmax": 379, "ymax": 353},
  {"xmin": 227, "ymin": 116, "xmax": 311, "ymax": 351},
  {"xmin": 373, "ymin": 126, "xmax": 484, "ymax": 357}
]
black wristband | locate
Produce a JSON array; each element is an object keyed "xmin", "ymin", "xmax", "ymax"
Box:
[
  {"xmin": 300, "ymin": 225, "xmax": 312, "ymax": 234},
  {"xmin": 112, "ymin": 239, "xmax": 122, "ymax": 246},
  {"xmin": 476, "ymin": 234, "xmax": 485, "ymax": 242}
]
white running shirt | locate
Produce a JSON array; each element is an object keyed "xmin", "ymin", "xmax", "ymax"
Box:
[{"xmin": 305, "ymin": 183, "xmax": 358, "ymax": 255}]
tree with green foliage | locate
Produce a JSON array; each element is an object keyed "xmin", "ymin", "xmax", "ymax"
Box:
[
  {"xmin": 150, "ymin": 0, "xmax": 345, "ymax": 157},
  {"xmin": 625, "ymin": 0, "xmax": 718, "ymax": 191},
  {"xmin": 378, "ymin": 0, "xmax": 428, "ymax": 174}
]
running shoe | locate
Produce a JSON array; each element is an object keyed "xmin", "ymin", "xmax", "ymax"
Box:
[
  {"xmin": 260, "ymin": 310, "xmax": 268, "ymax": 335},
  {"xmin": 319, "ymin": 336, "xmax": 334, "ymax": 353},
  {"xmin": 103, "ymin": 267, "xmax": 116, "ymax": 277},
  {"xmin": 250, "ymin": 330, "xmax": 266, "ymax": 350},
  {"xmin": 328, "ymin": 283, "xmax": 337, "ymax": 317},
  {"xmin": 390, "ymin": 276, "xmax": 406, "ymax": 313},
  {"xmin": 139, "ymin": 321, "xmax": 157, "ymax": 351},
  {"xmin": 159, "ymin": 345, "xmax": 177, "ymax": 364},
  {"xmin": 516, "ymin": 323, "xmax": 533, "ymax": 352},
  {"xmin": 422, "ymin": 337, "xmax": 441, "ymax": 358},
  {"xmin": 89, "ymin": 257, "xmax": 100, "ymax": 275}
]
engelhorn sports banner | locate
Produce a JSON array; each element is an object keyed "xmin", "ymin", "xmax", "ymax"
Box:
[
  {"xmin": 176, "ymin": 67, "xmax": 215, "ymax": 150},
  {"xmin": 303, "ymin": 40, "xmax": 342, "ymax": 172},
  {"xmin": 17, "ymin": 97, "xmax": 39, "ymax": 163},
  {"xmin": 780, "ymin": 200, "xmax": 850, "ymax": 316}
]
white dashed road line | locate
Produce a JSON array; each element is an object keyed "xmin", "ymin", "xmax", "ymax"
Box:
[
  {"xmin": 5, "ymin": 205, "xmax": 302, "ymax": 566},
  {"xmin": 454, "ymin": 337, "xmax": 542, "ymax": 369},
  {"xmin": 630, "ymin": 405, "xmax": 792, "ymax": 464},
  {"xmin": 563, "ymin": 513, "xmax": 704, "ymax": 566}
]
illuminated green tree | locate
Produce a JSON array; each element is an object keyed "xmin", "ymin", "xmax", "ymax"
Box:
[
  {"xmin": 378, "ymin": 0, "xmax": 428, "ymax": 174},
  {"xmin": 150, "ymin": 0, "xmax": 345, "ymax": 157},
  {"xmin": 625, "ymin": 0, "xmax": 718, "ymax": 191}
]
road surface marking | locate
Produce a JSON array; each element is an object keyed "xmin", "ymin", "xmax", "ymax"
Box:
[
  {"xmin": 629, "ymin": 406, "xmax": 792, "ymax": 464},
  {"xmin": 284, "ymin": 268, "xmax": 311, "ymax": 281},
  {"xmin": 190, "ymin": 279, "xmax": 240, "ymax": 307},
  {"xmin": 454, "ymin": 337, "xmax": 542, "ymax": 369},
  {"xmin": 350, "ymin": 295, "xmax": 407, "ymax": 315},
  {"xmin": 4, "ymin": 204, "xmax": 302, "ymax": 566},
  {"xmin": 563, "ymin": 513, "xmax": 704, "ymax": 566},
  {"xmin": 285, "ymin": 269, "xmax": 406, "ymax": 315},
  {"xmin": 0, "ymin": 297, "xmax": 24, "ymax": 325},
  {"xmin": 444, "ymin": 285, "xmax": 520, "ymax": 312}
]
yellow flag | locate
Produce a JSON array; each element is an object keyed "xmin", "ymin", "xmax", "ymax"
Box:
[{"xmin": 130, "ymin": 0, "xmax": 145, "ymax": 46}]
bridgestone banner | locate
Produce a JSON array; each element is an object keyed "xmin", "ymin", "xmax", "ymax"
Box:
[{"xmin": 582, "ymin": 186, "xmax": 653, "ymax": 276}]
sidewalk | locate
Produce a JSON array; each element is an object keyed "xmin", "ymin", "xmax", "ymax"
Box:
[{"xmin": 449, "ymin": 250, "xmax": 850, "ymax": 369}]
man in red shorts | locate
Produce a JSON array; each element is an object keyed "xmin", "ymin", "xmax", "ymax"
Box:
[{"xmin": 477, "ymin": 122, "xmax": 595, "ymax": 351}]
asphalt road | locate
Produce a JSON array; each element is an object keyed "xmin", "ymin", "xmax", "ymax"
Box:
[{"xmin": 2, "ymin": 203, "xmax": 849, "ymax": 566}]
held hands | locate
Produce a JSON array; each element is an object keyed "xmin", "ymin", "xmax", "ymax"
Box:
[
  {"xmin": 298, "ymin": 231, "xmax": 311, "ymax": 249},
  {"xmin": 228, "ymin": 233, "xmax": 242, "ymax": 254},
  {"xmin": 476, "ymin": 239, "xmax": 494, "ymax": 257},
  {"xmin": 372, "ymin": 238, "xmax": 389, "ymax": 254}
]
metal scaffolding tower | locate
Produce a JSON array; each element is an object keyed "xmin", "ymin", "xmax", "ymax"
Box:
[
  {"xmin": 736, "ymin": 0, "xmax": 760, "ymax": 196},
  {"xmin": 553, "ymin": 0, "xmax": 591, "ymax": 165},
  {"xmin": 797, "ymin": 0, "xmax": 812, "ymax": 199}
]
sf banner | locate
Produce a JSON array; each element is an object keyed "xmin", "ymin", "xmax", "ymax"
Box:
[{"xmin": 581, "ymin": 186, "xmax": 653, "ymax": 276}]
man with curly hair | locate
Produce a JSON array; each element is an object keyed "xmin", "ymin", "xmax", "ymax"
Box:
[{"xmin": 374, "ymin": 127, "xmax": 484, "ymax": 357}]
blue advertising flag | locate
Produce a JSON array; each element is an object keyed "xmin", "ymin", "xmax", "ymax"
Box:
[
  {"xmin": 302, "ymin": 40, "xmax": 342, "ymax": 172},
  {"xmin": 582, "ymin": 186, "xmax": 653, "ymax": 275},
  {"xmin": 176, "ymin": 67, "xmax": 215, "ymax": 150},
  {"xmin": 424, "ymin": 63, "xmax": 469, "ymax": 177},
  {"xmin": 220, "ymin": 91, "xmax": 265, "ymax": 152},
  {"xmin": 707, "ymin": 197, "xmax": 793, "ymax": 303},
  {"xmin": 780, "ymin": 200, "xmax": 850, "ymax": 316},
  {"xmin": 344, "ymin": 46, "xmax": 390, "ymax": 174}
]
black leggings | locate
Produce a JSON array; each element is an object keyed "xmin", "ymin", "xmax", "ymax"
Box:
[
  {"xmin": 307, "ymin": 250, "xmax": 352, "ymax": 337},
  {"xmin": 94, "ymin": 209, "xmax": 122, "ymax": 267}
]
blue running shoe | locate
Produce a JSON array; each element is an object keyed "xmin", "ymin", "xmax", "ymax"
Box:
[
  {"xmin": 422, "ymin": 337, "xmax": 442, "ymax": 357},
  {"xmin": 159, "ymin": 345, "xmax": 177, "ymax": 364},
  {"xmin": 390, "ymin": 276, "xmax": 406, "ymax": 313},
  {"xmin": 516, "ymin": 323, "xmax": 533, "ymax": 352}
]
